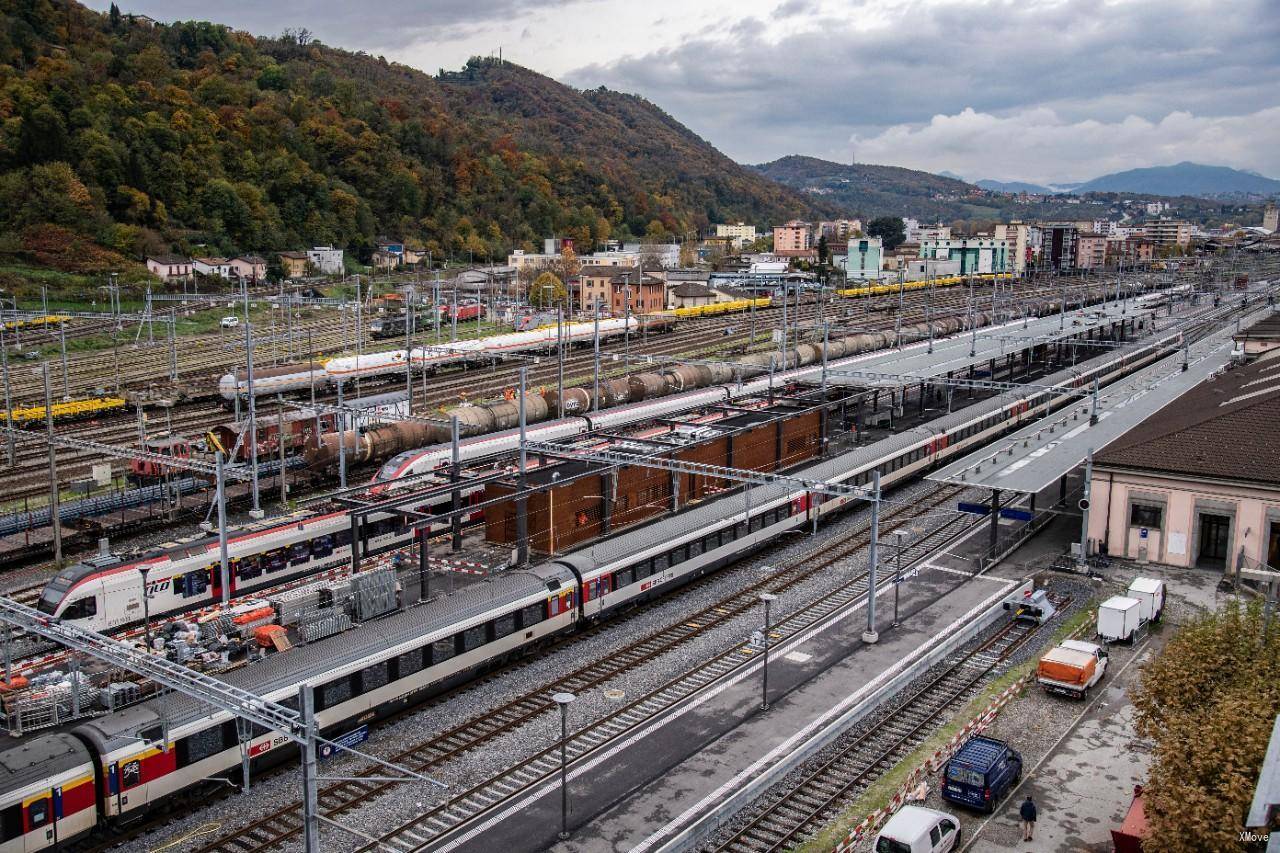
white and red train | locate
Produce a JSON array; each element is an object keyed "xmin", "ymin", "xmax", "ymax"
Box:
[
  {"xmin": 0, "ymin": 330, "xmax": 1183, "ymax": 851},
  {"xmin": 217, "ymin": 316, "xmax": 673, "ymax": 401}
]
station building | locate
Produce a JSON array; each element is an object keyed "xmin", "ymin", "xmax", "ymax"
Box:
[{"xmin": 1087, "ymin": 316, "xmax": 1280, "ymax": 573}]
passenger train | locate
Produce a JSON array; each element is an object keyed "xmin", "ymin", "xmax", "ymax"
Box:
[
  {"xmin": 0, "ymin": 329, "xmax": 1185, "ymax": 850},
  {"xmin": 217, "ymin": 316, "xmax": 674, "ymax": 402}
]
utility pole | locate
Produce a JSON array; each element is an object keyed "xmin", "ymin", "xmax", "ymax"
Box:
[
  {"xmin": 1, "ymin": 325, "xmax": 13, "ymax": 466},
  {"xmin": 215, "ymin": 450, "xmax": 230, "ymax": 605},
  {"xmin": 759, "ymin": 592, "xmax": 777, "ymax": 710},
  {"xmin": 516, "ymin": 366, "xmax": 529, "ymax": 565},
  {"xmin": 592, "ymin": 297, "xmax": 601, "ymax": 412},
  {"xmin": 42, "ymin": 361, "xmax": 62, "ymax": 567},
  {"xmin": 862, "ymin": 470, "xmax": 881, "ymax": 644},
  {"xmin": 242, "ymin": 284, "xmax": 262, "ymax": 519}
]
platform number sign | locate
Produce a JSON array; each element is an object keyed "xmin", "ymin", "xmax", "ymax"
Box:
[{"xmin": 1140, "ymin": 527, "xmax": 1149, "ymax": 540}]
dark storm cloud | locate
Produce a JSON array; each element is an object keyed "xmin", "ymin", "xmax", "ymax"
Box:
[{"xmin": 566, "ymin": 0, "xmax": 1280, "ymax": 172}]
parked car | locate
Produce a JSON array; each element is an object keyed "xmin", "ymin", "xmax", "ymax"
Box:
[
  {"xmin": 875, "ymin": 804, "xmax": 962, "ymax": 853},
  {"xmin": 220, "ymin": 315, "xmax": 240, "ymax": 329},
  {"xmin": 941, "ymin": 735, "xmax": 1023, "ymax": 813},
  {"xmin": 1037, "ymin": 639, "xmax": 1109, "ymax": 699}
]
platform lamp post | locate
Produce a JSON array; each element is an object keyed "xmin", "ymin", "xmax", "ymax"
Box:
[
  {"xmin": 138, "ymin": 565, "xmax": 152, "ymax": 651},
  {"xmin": 553, "ymin": 691, "xmax": 576, "ymax": 840},
  {"xmin": 891, "ymin": 528, "xmax": 910, "ymax": 628},
  {"xmin": 759, "ymin": 592, "xmax": 777, "ymax": 710},
  {"xmin": 862, "ymin": 470, "xmax": 882, "ymax": 644}
]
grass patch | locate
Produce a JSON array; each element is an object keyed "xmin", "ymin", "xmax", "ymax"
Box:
[{"xmin": 793, "ymin": 603, "xmax": 1098, "ymax": 852}]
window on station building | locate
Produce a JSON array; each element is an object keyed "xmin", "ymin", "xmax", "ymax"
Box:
[{"xmin": 1130, "ymin": 504, "xmax": 1163, "ymax": 529}]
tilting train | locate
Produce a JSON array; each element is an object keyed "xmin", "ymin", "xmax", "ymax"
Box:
[
  {"xmin": 2, "ymin": 328, "xmax": 1185, "ymax": 850},
  {"xmin": 216, "ymin": 316, "xmax": 674, "ymax": 402}
]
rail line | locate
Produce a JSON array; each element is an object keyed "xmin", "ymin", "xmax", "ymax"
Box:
[
  {"xmin": 710, "ymin": 600, "xmax": 1064, "ymax": 853},
  {"xmin": 185, "ymin": 482, "xmax": 974, "ymax": 853}
]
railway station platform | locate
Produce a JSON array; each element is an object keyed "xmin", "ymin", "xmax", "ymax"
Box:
[{"xmin": 435, "ymin": 496, "xmax": 1065, "ymax": 853}]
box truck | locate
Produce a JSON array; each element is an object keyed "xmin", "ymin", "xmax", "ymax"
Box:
[{"xmin": 1097, "ymin": 596, "xmax": 1142, "ymax": 643}]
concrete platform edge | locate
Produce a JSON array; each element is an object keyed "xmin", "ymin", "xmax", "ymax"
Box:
[{"xmin": 650, "ymin": 576, "xmax": 1032, "ymax": 853}]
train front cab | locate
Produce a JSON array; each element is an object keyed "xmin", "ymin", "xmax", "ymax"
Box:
[
  {"xmin": 0, "ymin": 734, "xmax": 96, "ymax": 851},
  {"xmin": 73, "ymin": 706, "xmax": 171, "ymax": 825}
]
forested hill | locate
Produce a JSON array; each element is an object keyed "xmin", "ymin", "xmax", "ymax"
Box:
[{"xmin": 0, "ymin": 1, "xmax": 837, "ymax": 271}]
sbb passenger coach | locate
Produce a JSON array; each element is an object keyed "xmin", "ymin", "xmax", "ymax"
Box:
[{"xmin": 0, "ymin": 336, "xmax": 1176, "ymax": 850}]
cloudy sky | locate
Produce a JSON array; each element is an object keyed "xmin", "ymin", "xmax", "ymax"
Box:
[{"xmin": 90, "ymin": 0, "xmax": 1280, "ymax": 184}]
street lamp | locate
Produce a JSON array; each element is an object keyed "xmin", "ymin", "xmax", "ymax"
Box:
[
  {"xmin": 553, "ymin": 692, "xmax": 576, "ymax": 840},
  {"xmin": 759, "ymin": 592, "xmax": 777, "ymax": 710},
  {"xmin": 891, "ymin": 528, "xmax": 910, "ymax": 628}
]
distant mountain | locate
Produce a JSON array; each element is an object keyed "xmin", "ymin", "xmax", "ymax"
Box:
[
  {"xmin": 977, "ymin": 179, "xmax": 1056, "ymax": 194},
  {"xmin": 939, "ymin": 170, "xmax": 967, "ymax": 181},
  {"xmin": 750, "ymin": 156, "xmax": 997, "ymax": 221},
  {"xmin": 1073, "ymin": 162, "xmax": 1280, "ymax": 197}
]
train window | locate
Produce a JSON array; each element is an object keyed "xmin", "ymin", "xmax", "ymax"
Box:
[
  {"xmin": 289, "ymin": 542, "xmax": 310, "ymax": 565},
  {"xmin": 184, "ymin": 569, "xmax": 209, "ymax": 597},
  {"xmin": 652, "ymin": 552, "xmax": 669, "ymax": 573},
  {"xmin": 615, "ymin": 568, "xmax": 635, "ymax": 587},
  {"xmin": 461, "ymin": 625, "xmax": 486, "ymax": 652},
  {"xmin": 431, "ymin": 636, "xmax": 458, "ymax": 665},
  {"xmin": 688, "ymin": 538, "xmax": 703, "ymax": 558},
  {"xmin": 179, "ymin": 725, "xmax": 226, "ymax": 767},
  {"xmin": 62, "ymin": 596, "xmax": 97, "ymax": 620},
  {"xmin": 237, "ymin": 555, "xmax": 262, "ymax": 580},
  {"xmin": 493, "ymin": 613, "xmax": 517, "ymax": 640},
  {"xmin": 311, "ymin": 536, "xmax": 333, "ymax": 558},
  {"xmin": 1, "ymin": 804, "xmax": 21, "ymax": 842},
  {"xmin": 27, "ymin": 798, "xmax": 49, "ymax": 828},
  {"xmin": 397, "ymin": 649, "xmax": 425, "ymax": 678},
  {"xmin": 267, "ymin": 549, "xmax": 289, "ymax": 572},
  {"xmin": 335, "ymin": 528, "xmax": 352, "ymax": 547},
  {"xmin": 519, "ymin": 602, "xmax": 544, "ymax": 629},
  {"xmin": 362, "ymin": 662, "xmax": 390, "ymax": 694},
  {"xmin": 320, "ymin": 677, "xmax": 353, "ymax": 710}
]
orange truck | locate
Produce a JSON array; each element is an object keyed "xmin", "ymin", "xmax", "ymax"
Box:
[{"xmin": 1036, "ymin": 639, "xmax": 1109, "ymax": 699}]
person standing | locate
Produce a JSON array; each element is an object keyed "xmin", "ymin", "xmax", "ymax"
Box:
[{"xmin": 1020, "ymin": 794, "xmax": 1038, "ymax": 841}]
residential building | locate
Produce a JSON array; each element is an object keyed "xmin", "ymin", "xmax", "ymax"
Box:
[
  {"xmin": 919, "ymin": 237, "xmax": 1012, "ymax": 274},
  {"xmin": 508, "ymin": 249, "xmax": 562, "ymax": 271},
  {"xmin": 307, "ymin": 246, "xmax": 344, "ymax": 275},
  {"xmin": 841, "ymin": 237, "xmax": 884, "ymax": 280},
  {"xmin": 901, "ymin": 257, "xmax": 962, "ymax": 280},
  {"xmin": 917, "ymin": 225, "xmax": 952, "ymax": 243},
  {"xmin": 714, "ymin": 223, "xmax": 758, "ymax": 249},
  {"xmin": 1144, "ymin": 219, "xmax": 1193, "ymax": 248},
  {"xmin": 609, "ymin": 269, "xmax": 665, "ymax": 315},
  {"xmin": 1263, "ymin": 202, "xmax": 1278, "ymax": 233},
  {"xmin": 192, "ymin": 257, "xmax": 232, "ymax": 279},
  {"xmin": 229, "ymin": 255, "xmax": 267, "ymax": 282},
  {"xmin": 668, "ymin": 283, "xmax": 722, "ymax": 309},
  {"xmin": 146, "ymin": 254, "xmax": 192, "ymax": 283},
  {"xmin": 371, "ymin": 249, "xmax": 400, "ymax": 271},
  {"xmin": 772, "ymin": 220, "xmax": 812, "ymax": 252},
  {"xmin": 818, "ymin": 219, "xmax": 861, "ymax": 240},
  {"xmin": 1041, "ymin": 224, "xmax": 1079, "ymax": 271},
  {"xmin": 1144, "ymin": 201, "xmax": 1169, "ymax": 216},
  {"xmin": 403, "ymin": 247, "xmax": 430, "ymax": 267},
  {"xmin": 902, "ymin": 218, "xmax": 922, "ymax": 243},
  {"xmin": 577, "ymin": 265, "xmax": 618, "ymax": 312},
  {"xmin": 1086, "ymin": 330, "xmax": 1280, "ymax": 572},
  {"xmin": 1075, "ymin": 233, "xmax": 1109, "ymax": 269},
  {"xmin": 1109, "ymin": 237, "xmax": 1155, "ymax": 265},
  {"xmin": 278, "ymin": 251, "xmax": 309, "ymax": 279},
  {"xmin": 993, "ymin": 223, "xmax": 1030, "ymax": 274}
]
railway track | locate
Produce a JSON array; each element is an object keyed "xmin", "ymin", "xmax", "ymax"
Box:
[
  {"xmin": 710, "ymin": 602, "xmax": 1063, "ymax": 853},
  {"xmin": 186, "ymin": 482, "xmax": 978, "ymax": 853}
]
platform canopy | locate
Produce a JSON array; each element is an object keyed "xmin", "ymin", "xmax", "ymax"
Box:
[
  {"xmin": 926, "ymin": 306, "xmax": 1268, "ymax": 495},
  {"xmin": 807, "ymin": 298, "xmax": 1157, "ymax": 390}
]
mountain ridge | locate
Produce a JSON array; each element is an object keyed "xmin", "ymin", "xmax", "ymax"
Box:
[{"xmin": 1072, "ymin": 162, "xmax": 1280, "ymax": 197}]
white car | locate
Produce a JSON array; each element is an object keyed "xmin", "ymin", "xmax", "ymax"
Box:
[
  {"xmin": 875, "ymin": 804, "xmax": 961, "ymax": 853},
  {"xmin": 220, "ymin": 316, "xmax": 240, "ymax": 329}
]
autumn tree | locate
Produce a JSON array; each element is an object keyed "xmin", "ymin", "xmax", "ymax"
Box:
[
  {"xmin": 1132, "ymin": 600, "xmax": 1280, "ymax": 852},
  {"xmin": 529, "ymin": 271, "xmax": 567, "ymax": 308}
]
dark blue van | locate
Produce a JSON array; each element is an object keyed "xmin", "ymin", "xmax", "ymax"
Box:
[{"xmin": 941, "ymin": 735, "xmax": 1023, "ymax": 812}]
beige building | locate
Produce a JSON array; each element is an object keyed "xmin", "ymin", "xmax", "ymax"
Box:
[
  {"xmin": 1143, "ymin": 219, "xmax": 1193, "ymax": 248},
  {"xmin": 1087, "ymin": 324, "xmax": 1280, "ymax": 572},
  {"xmin": 993, "ymin": 223, "xmax": 1029, "ymax": 274},
  {"xmin": 1264, "ymin": 202, "xmax": 1279, "ymax": 233},
  {"xmin": 714, "ymin": 222, "xmax": 758, "ymax": 249},
  {"xmin": 1075, "ymin": 233, "xmax": 1109, "ymax": 269}
]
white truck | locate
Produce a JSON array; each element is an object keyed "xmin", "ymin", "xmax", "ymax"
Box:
[
  {"xmin": 1127, "ymin": 577, "xmax": 1166, "ymax": 623},
  {"xmin": 1097, "ymin": 595, "xmax": 1143, "ymax": 643},
  {"xmin": 1036, "ymin": 639, "xmax": 1109, "ymax": 699}
]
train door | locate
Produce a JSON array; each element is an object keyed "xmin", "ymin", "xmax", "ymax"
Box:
[{"xmin": 22, "ymin": 792, "xmax": 53, "ymax": 850}]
